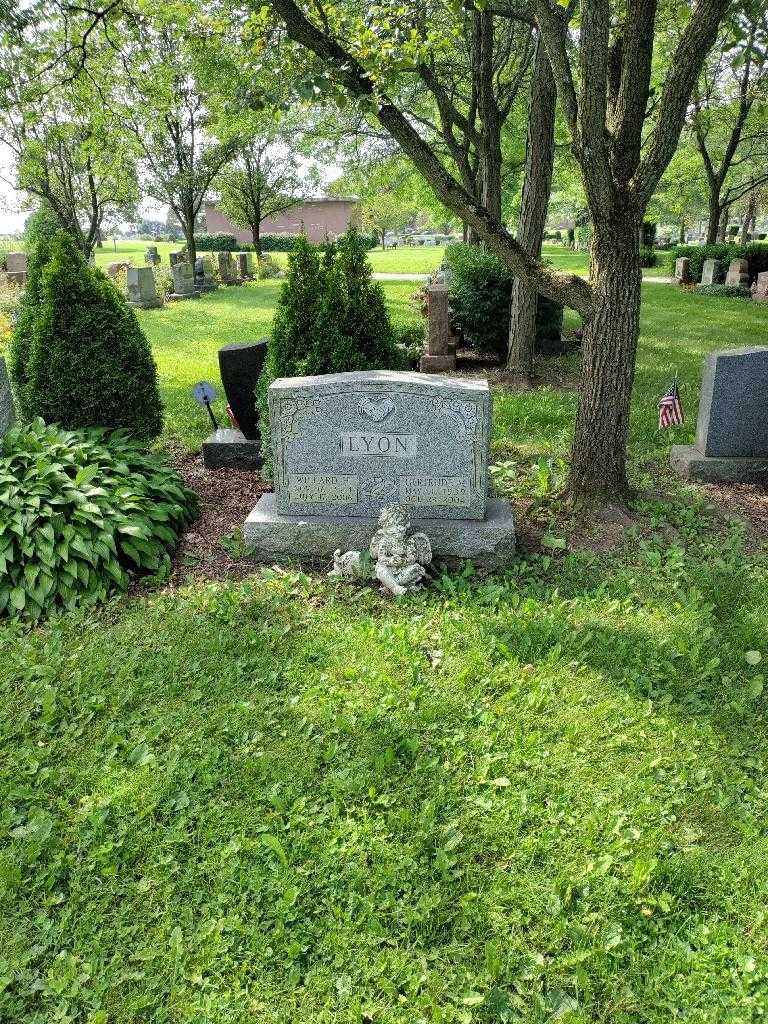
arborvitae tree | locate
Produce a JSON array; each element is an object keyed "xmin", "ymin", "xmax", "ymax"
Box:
[
  {"xmin": 20, "ymin": 232, "xmax": 163, "ymax": 439},
  {"xmin": 334, "ymin": 228, "xmax": 398, "ymax": 372},
  {"xmin": 304, "ymin": 242, "xmax": 352, "ymax": 376},
  {"xmin": 9, "ymin": 204, "xmax": 62, "ymax": 415}
]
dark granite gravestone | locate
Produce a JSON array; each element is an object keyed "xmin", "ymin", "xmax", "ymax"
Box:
[
  {"xmin": 201, "ymin": 339, "xmax": 268, "ymax": 469},
  {"xmin": 671, "ymin": 346, "xmax": 768, "ymax": 482}
]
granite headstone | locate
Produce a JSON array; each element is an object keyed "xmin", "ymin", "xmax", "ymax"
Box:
[
  {"xmin": 217, "ymin": 251, "xmax": 238, "ymax": 285},
  {"xmin": 170, "ymin": 262, "xmax": 198, "ymax": 300},
  {"xmin": 245, "ymin": 370, "xmax": 515, "ymax": 565},
  {"xmin": 219, "ymin": 340, "xmax": 267, "ymax": 439},
  {"xmin": 195, "ymin": 256, "xmax": 217, "ymax": 292},
  {"xmin": 673, "ymin": 257, "xmax": 691, "ymax": 286},
  {"xmin": 700, "ymin": 259, "xmax": 722, "ymax": 286},
  {"xmin": 671, "ymin": 346, "xmax": 768, "ymax": 482},
  {"xmin": 420, "ymin": 284, "xmax": 457, "ymax": 373},
  {"xmin": 725, "ymin": 258, "xmax": 750, "ymax": 288},
  {"xmin": 126, "ymin": 266, "xmax": 162, "ymax": 309},
  {"xmin": 752, "ymin": 271, "xmax": 768, "ymax": 302}
]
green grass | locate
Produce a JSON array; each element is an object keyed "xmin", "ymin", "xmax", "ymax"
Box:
[
  {"xmin": 3, "ymin": 281, "xmax": 768, "ymax": 1022},
  {"xmin": 91, "ymin": 239, "xmax": 180, "ymax": 270}
]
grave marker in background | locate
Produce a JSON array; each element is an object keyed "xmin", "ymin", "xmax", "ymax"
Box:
[
  {"xmin": 126, "ymin": 266, "xmax": 162, "ymax": 309},
  {"xmin": 671, "ymin": 346, "xmax": 768, "ymax": 482}
]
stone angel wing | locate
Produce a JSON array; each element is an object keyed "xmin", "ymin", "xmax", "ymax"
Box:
[{"xmin": 410, "ymin": 532, "xmax": 433, "ymax": 567}]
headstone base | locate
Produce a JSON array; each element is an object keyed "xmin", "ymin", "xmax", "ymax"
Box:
[
  {"xmin": 244, "ymin": 494, "xmax": 516, "ymax": 567},
  {"xmin": 128, "ymin": 298, "xmax": 163, "ymax": 309},
  {"xmin": 670, "ymin": 445, "xmax": 768, "ymax": 483},
  {"xmin": 167, "ymin": 291, "xmax": 200, "ymax": 301},
  {"xmin": 202, "ymin": 428, "xmax": 263, "ymax": 470},
  {"xmin": 420, "ymin": 353, "xmax": 457, "ymax": 373}
]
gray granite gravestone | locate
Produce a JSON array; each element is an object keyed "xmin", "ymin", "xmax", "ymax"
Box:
[
  {"xmin": 725, "ymin": 258, "xmax": 750, "ymax": 288},
  {"xmin": 169, "ymin": 251, "xmax": 185, "ymax": 267},
  {"xmin": 169, "ymin": 262, "xmax": 198, "ymax": 300},
  {"xmin": 420, "ymin": 284, "xmax": 457, "ymax": 373},
  {"xmin": 245, "ymin": 370, "xmax": 515, "ymax": 565},
  {"xmin": 126, "ymin": 266, "xmax": 162, "ymax": 309},
  {"xmin": 752, "ymin": 271, "xmax": 768, "ymax": 302},
  {"xmin": 673, "ymin": 257, "xmax": 691, "ymax": 286},
  {"xmin": 236, "ymin": 253, "xmax": 253, "ymax": 280},
  {"xmin": 144, "ymin": 246, "xmax": 160, "ymax": 266},
  {"xmin": 700, "ymin": 259, "xmax": 722, "ymax": 286},
  {"xmin": 0, "ymin": 356, "xmax": 16, "ymax": 437},
  {"xmin": 202, "ymin": 340, "xmax": 268, "ymax": 469},
  {"xmin": 671, "ymin": 346, "xmax": 768, "ymax": 482},
  {"xmin": 195, "ymin": 256, "xmax": 217, "ymax": 292},
  {"xmin": 5, "ymin": 251, "xmax": 27, "ymax": 286}
]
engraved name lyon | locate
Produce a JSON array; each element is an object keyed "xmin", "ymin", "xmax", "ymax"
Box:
[{"xmin": 339, "ymin": 432, "xmax": 417, "ymax": 458}]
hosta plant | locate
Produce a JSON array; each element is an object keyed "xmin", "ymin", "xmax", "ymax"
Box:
[{"xmin": 0, "ymin": 420, "xmax": 198, "ymax": 621}]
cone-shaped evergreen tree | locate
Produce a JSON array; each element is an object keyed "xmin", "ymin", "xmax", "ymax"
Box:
[
  {"xmin": 22, "ymin": 232, "xmax": 163, "ymax": 439},
  {"xmin": 9, "ymin": 204, "xmax": 62, "ymax": 416},
  {"xmin": 335, "ymin": 227, "xmax": 397, "ymax": 371}
]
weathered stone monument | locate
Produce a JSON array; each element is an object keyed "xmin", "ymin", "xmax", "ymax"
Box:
[
  {"xmin": 700, "ymin": 259, "xmax": 722, "ymax": 286},
  {"xmin": 245, "ymin": 371, "xmax": 516, "ymax": 565},
  {"xmin": 5, "ymin": 252, "xmax": 27, "ymax": 287},
  {"xmin": 195, "ymin": 256, "xmax": 217, "ymax": 292},
  {"xmin": 0, "ymin": 356, "xmax": 16, "ymax": 437},
  {"xmin": 751, "ymin": 271, "xmax": 768, "ymax": 302},
  {"xmin": 202, "ymin": 340, "xmax": 268, "ymax": 469},
  {"xmin": 217, "ymin": 251, "xmax": 238, "ymax": 285},
  {"xmin": 126, "ymin": 266, "xmax": 162, "ymax": 309},
  {"xmin": 144, "ymin": 246, "xmax": 160, "ymax": 266},
  {"xmin": 236, "ymin": 253, "xmax": 254, "ymax": 280},
  {"xmin": 673, "ymin": 257, "xmax": 691, "ymax": 286},
  {"xmin": 106, "ymin": 261, "xmax": 130, "ymax": 280},
  {"xmin": 169, "ymin": 251, "xmax": 185, "ymax": 267},
  {"xmin": 420, "ymin": 284, "xmax": 457, "ymax": 374},
  {"xmin": 725, "ymin": 258, "xmax": 750, "ymax": 288},
  {"xmin": 169, "ymin": 261, "xmax": 198, "ymax": 300},
  {"xmin": 671, "ymin": 346, "xmax": 768, "ymax": 483}
]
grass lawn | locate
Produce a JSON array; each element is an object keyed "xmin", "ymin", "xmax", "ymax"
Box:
[{"xmin": 2, "ymin": 284, "xmax": 768, "ymax": 1022}]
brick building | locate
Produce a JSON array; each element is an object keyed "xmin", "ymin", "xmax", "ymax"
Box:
[{"xmin": 204, "ymin": 197, "xmax": 359, "ymax": 244}]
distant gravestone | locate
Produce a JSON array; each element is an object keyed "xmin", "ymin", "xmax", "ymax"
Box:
[
  {"xmin": 236, "ymin": 253, "xmax": 253, "ymax": 280},
  {"xmin": 5, "ymin": 251, "xmax": 27, "ymax": 287},
  {"xmin": 0, "ymin": 356, "xmax": 16, "ymax": 437},
  {"xmin": 144, "ymin": 246, "xmax": 160, "ymax": 266},
  {"xmin": 126, "ymin": 266, "xmax": 162, "ymax": 309},
  {"xmin": 673, "ymin": 257, "xmax": 691, "ymax": 285},
  {"xmin": 753, "ymin": 271, "xmax": 768, "ymax": 302},
  {"xmin": 169, "ymin": 261, "xmax": 197, "ymax": 300},
  {"xmin": 169, "ymin": 251, "xmax": 185, "ymax": 267},
  {"xmin": 194, "ymin": 256, "xmax": 217, "ymax": 292},
  {"xmin": 217, "ymin": 251, "xmax": 238, "ymax": 285},
  {"xmin": 671, "ymin": 346, "xmax": 768, "ymax": 482},
  {"xmin": 245, "ymin": 370, "xmax": 515, "ymax": 565},
  {"xmin": 106, "ymin": 261, "xmax": 130, "ymax": 280},
  {"xmin": 700, "ymin": 259, "xmax": 722, "ymax": 286},
  {"xmin": 725, "ymin": 258, "xmax": 750, "ymax": 288},
  {"xmin": 420, "ymin": 284, "xmax": 457, "ymax": 373},
  {"xmin": 202, "ymin": 339, "xmax": 268, "ymax": 469}
]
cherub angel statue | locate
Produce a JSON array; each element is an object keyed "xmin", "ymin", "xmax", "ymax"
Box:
[{"xmin": 329, "ymin": 505, "xmax": 433, "ymax": 597}]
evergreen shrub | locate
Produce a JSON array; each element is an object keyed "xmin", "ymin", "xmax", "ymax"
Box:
[
  {"xmin": 695, "ymin": 284, "xmax": 752, "ymax": 299},
  {"xmin": 639, "ymin": 246, "xmax": 658, "ymax": 268},
  {"xmin": 443, "ymin": 243, "xmax": 565, "ymax": 360},
  {"xmin": 257, "ymin": 231, "xmax": 400, "ymax": 472},
  {"xmin": 0, "ymin": 420, "xmax": 197, "ymax": 621}
]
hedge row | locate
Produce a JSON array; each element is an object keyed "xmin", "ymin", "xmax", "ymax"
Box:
[
  {"xmin": 669, "ymin": 242, "xmax": 768, "ymax": 283},
  {"xmin": 194, "ymin": 232, "xmax": 379, "ymax": 253}
]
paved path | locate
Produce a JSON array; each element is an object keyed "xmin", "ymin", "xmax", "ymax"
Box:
[{"xmin": 373, "ymin": 271, "xmax": 674, "ymax": 284}]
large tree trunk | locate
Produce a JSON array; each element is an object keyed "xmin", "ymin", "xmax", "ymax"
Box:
[
  {"xmin": 716, "ymin": 204, "xmax": 730, "ymax": 243},
  {"xmin": 740, "ymin": 193, "xmax": 756, "ymax": 245},
  {"xmin": 506, "ymin": 44, "xmax": 557, "ymax": 383},
  {"xmin": 567, "ymin": 213, "xmax": 641, "ymax": 503},
  {"xmin": 678, "ymin": 220, "xmax": 686, "ymax": 244},
  {"xmin": 705, "ymin": 189, "xmax": 721, "ymax": 244},
  {"xmin": 253, "ymin": 222, "xmax": 262, "ymax": 258}
]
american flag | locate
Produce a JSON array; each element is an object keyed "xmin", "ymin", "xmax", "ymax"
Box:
[{"xmin": 658, "ymin": 380, "xmax": 684, "ymax": 429}]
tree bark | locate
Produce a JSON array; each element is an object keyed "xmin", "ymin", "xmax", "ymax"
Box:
[
  {"xmin": 678, "ymin": 220, "xmax": 686, "ymax": 244},
  {"xmin": 705, "ymin": 188, "xmax": 721, "ymax": 244},
  {"xmin": 506, "ymin": 43, "xmax": 557, "ymax": 383},
  {"xmin": 716, "ymin": 204, "xmax": 730, "ymax": 243},
  {"xmin": 740, "ymin": 193, "xmax": 756, "ymax": 245},
  {"xmin": 567, "ymin": 212, "xmax": 641, "ymax": 502}
]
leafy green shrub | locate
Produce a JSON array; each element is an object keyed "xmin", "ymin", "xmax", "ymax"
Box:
[
  {"xmin": 257, "ymin": 231, "xmax": 399, "ymax": 472},
  {"xmin": 0, "ymin": 419, "xmax": 197, "ymax": 621},
  {"xmin": 194, "ymin": 233, "xmax": 242, "ymax": 252},
  {"xmin": 639, "ymin": 246, "xmax": 657, "ymax": 268},
  {"xmin": 393, "ymin": 323, "xmax": 424, "ymax": 368},
  {"xmin": 695, "ymin": 284, "xmax": 752, "ymax": 299},
  {"xmin": 443, "ymin": 243, "xmax": 565, "ymax": 360},
  {"xmin": 641, "ymin": 221, "xmax": 657, "ymax": 248},
  {"xmin": 670, "ymin": 242, "xmax": 768, "ymax": 283},
  {"xmin": 13, "ymin": 232, "xmax": 163, "ymax": 440}
]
